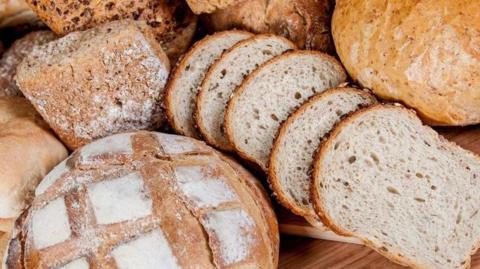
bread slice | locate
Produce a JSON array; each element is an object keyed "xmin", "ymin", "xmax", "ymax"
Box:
[
  {"xmin": 196, "ymin": 34, "xmax": 296, "ymax": 151},
  {"xmin": 269, "ymin": 87, "xmax": 377, "ymax": 222},
  {"xmin": 165, "ymin": 30, "xmax": 253, "ymax": 138},
  {"xmin": 224, "ymin": 51, "xmax": 347, "ymax": 171},
  {"xmin": 312, "ymin": 104, "xmax": 480, "ymax": 269}
]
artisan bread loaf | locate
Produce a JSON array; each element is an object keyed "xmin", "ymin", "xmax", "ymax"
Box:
[
  {"xmin": 6, "ymin": 131, "xmax": 279, "ymax": 269},
  {"xmin": 269, "ymin": 88, "xmax": 376, "ymax": 222},
  {"xmin": 16, "ymin": 20, "xmax": 171, "ymax": 150},
  {"xmin": 187, "ymin": 0, "xmax": 239, "ymax": 14},
  {"xmin": 196, "ymin": 34, "xmax": 296, "ymax": 151},
  {"xmin": 165, "ymin": 30, "xmax": 253, "ymax": 138},
  {"xmin": 333, "ymin": 0, "xmax": 480, "ymax": 126},
  {"xmin": 23, "ymin": 0, "xmax": 196, "ymax": 61},
  {"xmin": 0, "ymin": 97, "xmax": 67, "ymax": 220},
  {"xmin": 312, "ymin": 104, "xmax": 480, "ymax": 269},
  {"xmin": 0, "ymin": 30, "xmax": 56, "ymax": 97},
  {"xmin": 202, "ymin": 0, "xmax": 335, "ymax": 52},
  {"xmin": 225, "ymin": 51, "xmax": 347, "ymax": 171}
]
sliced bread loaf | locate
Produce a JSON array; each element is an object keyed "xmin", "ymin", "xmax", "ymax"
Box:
[
  {"xmin": 269, "ymin": 87, "xmax": 377, "ymax": 222},
  {"xmin": 224, "ymin": 51, "xmax": 347, "ymax": 171},
  {"xmin": 195, "ymin": 34, "xmax": 296, "ymax": 151},
  {"xmin": 312, "ymin": 104, "xmax": 480, "ymax": 269},
  {"xmin": 165, "ymin": 30, "xmax": 253, "ymax": 138}
]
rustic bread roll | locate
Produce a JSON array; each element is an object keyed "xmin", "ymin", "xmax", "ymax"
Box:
[
  {"xmin": 0, "ymin": 30, "xmax": 56, "ymax": 97},
  {"xmin": 187, "ymin": 0, "xmax": 239, "ymax": 14},
  {"xmin": 196, "ymin": 34, "xmax": 296, "ymax": 151},
  {"xmin": 16, "ymin": 20, "xmax": 171, "ymax": 150},
  {"xmin": 0, "ymin": 97, "xmax": 67, "ymax": 222},
  {"xmin": 269, "ymin": 87, "xmax": 377, "ymax": 223},
  {"xmin": 23, "ymin": 0, "xmax": 197, "ymax": 62},
  {"xmin": 333, "ymin": 0, "xmax": 480, "ymax": 126},
  {"xmin": 202, "ymin": 0, "xmax": 335, "ymax": 53},
  {"xmin": 0, "ymin": 0, "xmax": 37, "ymax": 28},
  {"xmin": 224, "ymin": 51, "xmax": 347, "ymax": 171},
  {"xmin": 312, "ymin": 104, "xmax": 480, "ymax": 269},
  {"xmin": 165, "ymin": 30, "xmax": 253, "ymax": 138},
  {"xmin": 6, "ymin": 131, "xmax": 279, "ymax": 269}
]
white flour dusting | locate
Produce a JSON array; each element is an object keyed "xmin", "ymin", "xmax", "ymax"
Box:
[
  {"xmin": 79, "ymin": 133, "xmax": 133, "ymax": 162},
  {"xmin": 32, "ymin": 197, "xmax": 72, "ymax": 249},
  {"xmin": 58, "ymin": 257, "xmax": 89, "ymax": 269},
  {"xmin": 155, "ymin": 133, "xmax": 203, "ymax": 154},
  {"xmin": 36, "ymin": 158, "xmax": 70, "ymax": 196}
]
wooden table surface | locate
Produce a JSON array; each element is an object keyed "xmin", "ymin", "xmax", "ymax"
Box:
[{"xmin": 277, "ymin": 125, "xmax": 480, "ymax": 268}]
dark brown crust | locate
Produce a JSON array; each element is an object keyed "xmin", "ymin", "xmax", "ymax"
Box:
[
  {"xmin": 164, "ymin": 30, "xmax": 254, "ymax": 138},
  {"xmin": 268, "ymin": 87, "xmax": 377, "ymax": 221},
  {"xmin": 310, "ymin": 104, "xmax": 480, "ymax": 269},
  {"xmin": 224, "ymin": 50, "xmax": 347, "ymax": 171},
  {"xmin": 195, "ymin": 34, "xmax": 297, "ymax": 152}
]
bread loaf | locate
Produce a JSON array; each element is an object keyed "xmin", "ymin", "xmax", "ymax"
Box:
[
  {"xmin": 0, "ymin": 30, "xmax": 56, "ymax": 97},
  {"xmin": 224, "ymin": 51, "xmax": 347, "ymax": 171},
  {"xmin": 23, "ymin": 0, "xmax": 197, "ymax": 62},
  {"xmin": 187, "ymin": 0, "xmax": 239, "ymax": 14},
  {"xmin": 196, "ymin": 34, "xmax": 296, "ymax": 151},
  {"xmin": 269, "ymin": 87, "xmax": 376, "ymax": 223},
  {"xmin": 312, "ymin": 104, "xmax": 480, "ymax": 268},
  {"xmin": 332, "ymin": 0, "xmax": 480, "ymax": 126},
  {"xmin": 165, "ymin": 30, "xmax": 253, "ymax": 138},
  {"xmin": 202, "ymin": 0, "xmax": 335, "ymax": 52},
  {"xmin": 0, "ymin": 97, "xmax": 67, "ymax": 221},
  {"xmin": 6, "ymin": 131, "xmax": 279, "ymax": 269},
  {"xmin": 16, "ymin": 20, "xmax": 171, "ymax": 150}
]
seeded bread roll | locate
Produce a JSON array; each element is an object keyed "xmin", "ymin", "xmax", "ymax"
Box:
[
  {"xmin": 6, "ymin": 131, "xmax": 279, "ymax": 269},
  {"xmin": 16, "ymin": 20, "xmax": 171, "ymax": 150},
  {"xmin": 0, "ymin": 30, "xmax": 56, "ymax": 97},
  {"xmin": 165, "ymin": 30, "xmax": 253, "ymax": 138},
  {"xmin": 312, "ymin": 104, "xmax": 480, "ymax": 269},
  {"xmin": 196, "ymin": 34, "xmax": 296, "ymax": 151},
  {"xmin": 224, "ymin": 51, "xmax": 347, "ymax": 171},
  {"xmin": 23, "ymin": 0, "xmax": 197, "ymax": 62},
  {"xmin": 269, "ymin": 87, "xmax": 377, "ymax": 223},
  {"xmin": 333, "ymin": 0, "xmax": 480, "ymax": 126}
]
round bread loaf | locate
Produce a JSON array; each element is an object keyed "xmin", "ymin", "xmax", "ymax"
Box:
[
  {"xmin": 202, "ymin": 0, "xmax": 335, "ymax": 53},
  {"xmin": 332, "ymin": 0, "xmax": 480, "ymax": 126},
  {"xmin": 5, "ymin": 131, "xmax": 279, "ymax": 269}
]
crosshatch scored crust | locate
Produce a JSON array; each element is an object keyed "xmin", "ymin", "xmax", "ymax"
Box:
[{"xmin": 6, "ymin": 131, "xmax": 278, "ymax": 269}]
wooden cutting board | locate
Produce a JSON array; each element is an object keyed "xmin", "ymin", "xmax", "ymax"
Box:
[{"xmin": 278, "ymin": 125, "xmax": 480, "ymax": 268}]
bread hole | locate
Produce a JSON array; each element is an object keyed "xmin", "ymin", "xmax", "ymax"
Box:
[
  {"xmin": 114, "ymin": 98, "xmax": 123, "ymax": 107},
  {"xmin": 470, "ymin": 210, "xmax": 478, "ymax": 219},
  {"xmin": 327, "ymin": 100, "xmax": 333, "ymax": 105},
  {"xmin": 386, "ymin": 187, "xmax": 400, "ymax": 195},
  {"xmin": 259, "ymin": 125, "xmax": 266, "ymax": 130},
  {"xmin": 307, "ymin": 139, "xmax": 312, "ymax": 145},
  {"xmin": 348, "ymin": 156, "xmax": 357, "ymax": 164},
  {"xmin": 271, "ymin": 114, "xmax": 279, "ymax": 121},
  {"xmin": 312, "ymin": 66, "xmax": 317, "ymax": 72},
  {"xmin": 342, "ymin": 205, "xmax": 349, "ymax": 210},
  {"xmin": 414, "ymin": 197, "xmax": 425, "ymax": 202},
  {"xmin": 370, "ymin": 153, "xmax": 380, "ymax": 164},
  {"xmin": 381, "ymin": 231, "xmax": 388, "ymax": 236},
  {"xmin": 301, "ymin": 198, "xmax": 309, "ymax": 206},
  {"xmin": 335, "ymin": 110, "xmax": 342, "ymax": 116},
  {"xmin": 343, "ymin": 182, "xmax": 349, "ymax": 187},
  {"xmin": 434, "ymin": 246, "xmax": 439, "ymax": 252},
  {"xmin": 456, "ymin": 212, "xmax": 462, "ymax": 224},
  {"xmin": 431, "ymin": 185, "xmax": 437, "ymax": 190},
  {"xmin": 217, "ymin": 92, "xmax": 223, "ymax": 99},
  {"xmin": 415, "ymin": 172, "xmax": 424, "ymax": 179},
  {"xmin": 294, "ymin": 92, "xmax": 302, "ymax": 99},
  {"xmin": 244, "ymin": 139, "xmax": 249, "ymax": 145},
  {"xmin": 447, "ymin": 259, "xmax": 452, "ymax": 263},
  {"xmin": 220, "ymin": 69, "xmax": 227, "ymax": 78},
  {"xmin": 334, "ymin": 142, "xmax": 340, "ymax": 150},
  {"xmin": 262, "ymin": 49, "xmax": 273, "ymax": 55},
  {"xmin": 311, "ymin": 87, "xmax": 316, "ymax": 94},
  {"xmin": 424, "ymin": 140, "xmax": 431, "ymax": 147}
]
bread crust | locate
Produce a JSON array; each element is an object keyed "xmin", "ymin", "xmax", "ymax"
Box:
[
  {"xmin": 224, "ymin": 50, "xmax": 347, "ymax": 171},
  {"xmin": 268, "ymin": 87, "xmax": 376, "ymax": 221},
  {"xmin": 311, "ymin": 104, "xmax": 480, "ymax": 269},
  {"xmin": 186, "ymin": 0, "xmax": 240, "ymax": 14},
  {"xmin": 195, "ymin": 34, "xmax": 296, "ymax": 152},
  {"xmin": 164, "ymin": 30, "xmax": 253, "ymax": 138},
  {"xmin": 333, "ymin": 0, "xmax": 480, "ymax": 126}
]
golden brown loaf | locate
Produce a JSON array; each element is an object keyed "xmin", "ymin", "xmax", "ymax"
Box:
[
  {"xmin": 202, "ymin": 0, "xmax": 335, "ymax": 52},
  {"xmin": 186, "ymin": 0, "xmax": 239, "ymax": 14},
  {"xmin": 333, "ymin": 0, "xmax": 480, "ymax": 126},
  {"xmin": 0, "ymin": 97, "xmax": 67, "ymax": 221},
  {"xmin": 16, "ymin": 20, "xmax": 171, "ymax": 150},
  {"xmin": 6, "ymin": 131, "xmax": 279, "ymax": 269},
  {"xmin": 0, "ymin": 30, "xmax": 56, "ymax": 97},
  {"xmin": 23, "ymin": 0, "xmax": 197, "ymax": 61}
]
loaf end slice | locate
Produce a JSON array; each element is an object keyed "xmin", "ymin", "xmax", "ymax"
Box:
[
  {"xmin": 195, "ymin": 34, "xmax": 296, "ymax": 151},
  {"xmin": 269, "ymin": 87, "xmax": 377, "ymax": 222},
  {"xmin": 224, "ymin": 50, "xmax": 347, "ymax": 171},
  {"xmin": 312, "ymin": 104, "xmax": 480, "ymax": 269},
  {"xmin": 164, "ymin": 30, "xmax": 253, "ymax": 138}
]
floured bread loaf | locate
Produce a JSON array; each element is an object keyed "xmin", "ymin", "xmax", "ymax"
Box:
[
  {"xmin": 16, "ymin": 20, "xmax": 171, "ymax": 150},
  {"xmin": 269, "ymin": 88, "xmax": 376, "ymax": 223},
  {"xmin": 196, "ymin": 34, "xmax": 296, "ymax": 151},
  {"xmin": 225, "ymin": 51, "xmax": 347, "ymax": 171},
  {"xmin": 165, "ymin": 30, "xmax": 253, "ymax": 138},
  {"xmin": 6, "ymin": 131, "xmax": 278, "ymax": 269},
  {"xmin": 312, "ymin": 105, "xmax": 480, "ymax": 269},
  {"xmin": 0, "ymin": 31, "xmax": 56, "ymax": 97},
  {"xmin": 0, "ymin": 97, "xmax": 67, "ymax": 220}
]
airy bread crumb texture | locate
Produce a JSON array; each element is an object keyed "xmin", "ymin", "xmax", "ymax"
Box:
[{"xmin": 313, "ymin": 105, "xmax": 480, "ymax": 269}]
